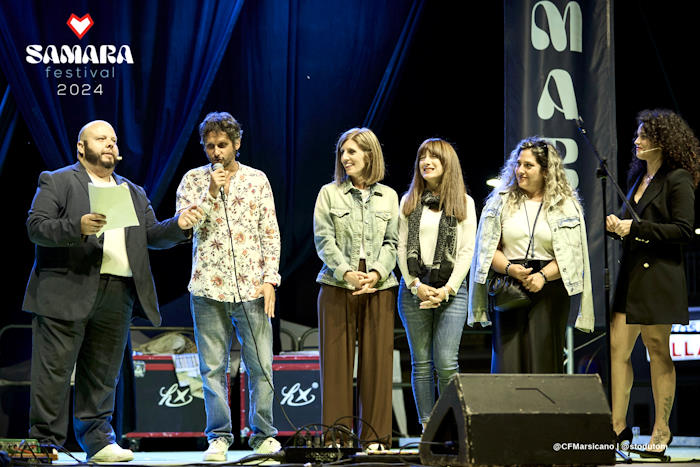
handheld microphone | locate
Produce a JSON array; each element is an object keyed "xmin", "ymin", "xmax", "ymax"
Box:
[{"xmin": 211, "ymin": 162, "xmax": 225, "ymax": 199}]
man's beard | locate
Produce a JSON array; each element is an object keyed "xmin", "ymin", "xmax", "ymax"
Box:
[{"xmin": 83, "ymin": 141, "xmax": 117, "ymax": 169}]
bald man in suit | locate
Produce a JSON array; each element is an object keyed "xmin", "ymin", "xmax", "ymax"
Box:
[{"xmin": 23, "ymin": 120, "xmax": 203, "ymax": 462}]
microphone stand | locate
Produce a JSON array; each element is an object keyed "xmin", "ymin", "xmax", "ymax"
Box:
[
  {"xmin": 577, "ymin": 118, "xmax": 641, "ymax": 223},
  {"xmin": 576, "ymin": 117, "xmax": 640, "ymax": 463}
]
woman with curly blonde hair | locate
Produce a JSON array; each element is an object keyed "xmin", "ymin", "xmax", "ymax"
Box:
[
  {"xmin": 606, "ymin": 109, "xmax": 699, "ymax": 458},
  {"xmin": 468, "ymin": 136, "xmax": 594, "ymax": 373}
]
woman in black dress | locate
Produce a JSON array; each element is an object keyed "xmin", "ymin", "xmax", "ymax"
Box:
[{"xmin": 607, "ymin": 109, "xmax": 700, "ymax": 458}]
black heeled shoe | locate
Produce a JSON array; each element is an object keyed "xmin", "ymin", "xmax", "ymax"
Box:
[
  {"xmin": 632, "ymin": 434, "xmax": 673, "ymax": 460},
  {"xmin": 615, "ymin": 426, "xmax": 633, "ymax": 451},
  {"xmin": 614, "ymin": 427, "xmax": 633, "ymax": 461},
  {"xmin": 615, "ymin": 426, "xmax": 633, "ymax": 445}
]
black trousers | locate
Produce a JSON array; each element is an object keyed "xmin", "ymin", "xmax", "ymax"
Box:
[
  {"xmin": 490, "ymin": 279, "xmax": 570, "ymax": 374},
  {"xmin": 29, "ymin": 275, "xmax": 135, "ymax": 457}
]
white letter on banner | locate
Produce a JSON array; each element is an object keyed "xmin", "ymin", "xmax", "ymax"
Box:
[
  {"xmin": 537, "ymin": 69, "xmax": 579, "ymax": 120},
  {"xmin": 564, "ymin": 168, "xmax": 579, "ymax": 188},
  {"xmin": 531, "ymin": 1, "xmax": 582, "ymax": 52},
  {"xmin": 549, "ymin": 138, "xmax": 578, "ymax": 165},
  {"xmin": 546, "ymin": 138, "xmax": 580, "ymax": 188}
]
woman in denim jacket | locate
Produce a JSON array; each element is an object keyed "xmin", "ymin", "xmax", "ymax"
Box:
[
  {"xmin": 313, "ymin": 128, "xmax": 398, "ymax": 449},
  {"xmin": 468, "ymin": 137, "xmax": 594, "ymax": 374},
  {"xmin": 397, "ymin": 139, "xmax": 476, "ymax": 430}
]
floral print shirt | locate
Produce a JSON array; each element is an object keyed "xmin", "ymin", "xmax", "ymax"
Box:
[{"xmin": 176, "ymin": 163, "xmax": 281, "ymax": 303}]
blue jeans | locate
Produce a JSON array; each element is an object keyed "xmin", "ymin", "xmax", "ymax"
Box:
[
  {"xmin": 397, "ymin": 279, "xmax": 467, "ymax": 424},
  {"xmin": 190, "ymin": 295, "xmax": 277, "ymax": 449}
]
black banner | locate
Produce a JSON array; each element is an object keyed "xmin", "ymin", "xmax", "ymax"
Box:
[{"xmin": 505, "ymin": 0, "xmax": 618, "ymax": 328}]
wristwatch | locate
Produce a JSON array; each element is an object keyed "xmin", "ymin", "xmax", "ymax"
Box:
[{"xmin": 410, "ymin": 280, "xmax": 421, "ymax": 296}]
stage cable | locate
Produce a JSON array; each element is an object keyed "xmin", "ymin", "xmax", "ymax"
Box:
[{"xmin": 219, "ymin": 173, "xmax": 298, "ymax": 435}]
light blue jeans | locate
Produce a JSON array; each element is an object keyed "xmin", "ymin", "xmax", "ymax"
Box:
[
  {"xmin": 190, "ymin": 295, "xmax": 277, "ymax": 449},
  {"xmin": 397, "ymin": 279, "xmax": 467, "ymax": 424}
]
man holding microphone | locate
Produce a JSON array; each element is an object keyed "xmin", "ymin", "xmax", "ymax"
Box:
[{"xmin": 176, "ymin": 112, "xmax": 281, "ymax": 462}]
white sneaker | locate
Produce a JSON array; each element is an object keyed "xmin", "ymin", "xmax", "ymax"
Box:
[
  {"xmin": 203, "ymin": 437, "xmax": 231, "ymax": 462},
  {"xmin": 364, "ymin": 442, "xmax": 387, "ymax": 453},
  {"xmin": 254, "ymin": 437, "xmax": 281, "ymax": 454},
  {"xmin": 88, "ymin": 443, "xmax": 134, "ymax": 463}
]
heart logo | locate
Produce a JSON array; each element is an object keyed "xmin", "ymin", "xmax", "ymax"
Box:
[{"xmin": 66, "ymin": 13, "xmax": 94, "ymax": 39}]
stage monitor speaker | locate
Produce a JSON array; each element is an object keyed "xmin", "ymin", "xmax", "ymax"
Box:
[{"xmin": 419, "ymin": 374, "xmax": 615, "ymax": 466}]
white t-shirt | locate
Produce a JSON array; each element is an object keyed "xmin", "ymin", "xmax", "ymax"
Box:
[
  {"xmin": 358, "ymin": 187, "xmax": 371, "ymax": 260},
  {"xmin": 87, "ymin": 173, "xmax": 133, "ymax": 277},
  {"xmin": 501, "ymin": 200, "xmax": 554, "ymax": 260}
]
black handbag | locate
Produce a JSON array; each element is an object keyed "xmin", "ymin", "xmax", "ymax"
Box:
[
  {"xmin": 487, "ymin": 203, "xmax": 543, "ymax": 312},
  {"xmin": 487, "ymin": 260, "xmax": 532, "ymax": 312}
]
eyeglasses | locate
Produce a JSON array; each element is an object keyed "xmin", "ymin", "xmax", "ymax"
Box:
[{"xmin": 521, "ymin": 140, "xmax": 548, "ymax": 156}]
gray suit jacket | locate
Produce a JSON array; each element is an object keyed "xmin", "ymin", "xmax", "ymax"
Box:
[{"xmin": 23, "ymin": 162, "xmax": 188, "ymax": 326}]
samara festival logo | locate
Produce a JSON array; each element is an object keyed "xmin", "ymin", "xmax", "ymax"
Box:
[{"xmin": 66, "ymin": 13, "xmax": 94, "ymax": 39}]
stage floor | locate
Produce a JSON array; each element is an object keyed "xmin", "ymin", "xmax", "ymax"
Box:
[{"xmin": 49, "ymin": 445, "xmax": 700, "ymax": 466}]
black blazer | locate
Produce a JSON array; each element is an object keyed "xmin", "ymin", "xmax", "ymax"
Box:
[
  {"xmin": 23, "ymin": 162, "xmax": 188, "ymax": 326},
  {"xmin": 611, "ymin": 167, "xmax": 695, "ymax": 324}
]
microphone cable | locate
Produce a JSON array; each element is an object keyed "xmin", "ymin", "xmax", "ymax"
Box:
[{"xmin": 217, "ymin": 170, "xmax": 299, "ymax": 435}]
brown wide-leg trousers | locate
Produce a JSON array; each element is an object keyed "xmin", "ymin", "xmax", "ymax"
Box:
[{"xmin": 318, "ymin": 280, "xmax": 395, "ymax": 447}]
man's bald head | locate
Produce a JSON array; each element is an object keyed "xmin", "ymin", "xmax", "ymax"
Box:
[
  {"xmin": 78, "ymin": 120, "xmax": 114, "ymax": 144},
  {"xmin": 76, "ymin": 120, "xmax": 120, "ymax": 172}
]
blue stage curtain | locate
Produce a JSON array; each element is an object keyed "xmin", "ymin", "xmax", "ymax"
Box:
[
  {"xmin": 0, "ymin": 0, "xmax": 243, "ymax": 207},
  {"xmin": 0, "ymin": 0, "xmax": 424, "ymax": 324},
  {"xmin": 198, "ymin": 0, "xmax": 425, "ymax": 278},
  {"xmin": 0, "ymin": 81, "xmax": 18, "ymax": 176},
  {"xmin": 364, "ymin": 0, "xmax": 425, "ymax": 129}
]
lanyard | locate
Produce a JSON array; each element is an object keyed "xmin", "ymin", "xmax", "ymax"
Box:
[{"xmin": 523, "ymin": 201, "xmax": 543, "ymax": 260}]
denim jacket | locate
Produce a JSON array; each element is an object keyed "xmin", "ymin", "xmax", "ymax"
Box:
[
  {"xmin": 468, "ymin": 192, "xmax": 594, "ymax": 332},
  {"xmin": 314, "ymin": 180, "xmax": 399, "ymax": 290}
]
